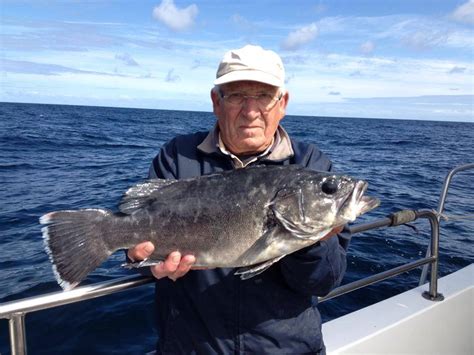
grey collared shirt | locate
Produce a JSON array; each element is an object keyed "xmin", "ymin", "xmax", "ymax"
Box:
[{"xmin": 197, "ymin": 125, "xmax": 295, "ymax": 168}]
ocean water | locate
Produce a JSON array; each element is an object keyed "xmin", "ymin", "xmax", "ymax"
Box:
[{"xmin": 0, "ymin": 102, "xmax": 473, "ymax": 354}]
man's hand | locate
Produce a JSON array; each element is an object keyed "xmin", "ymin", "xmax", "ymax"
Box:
[{"xmin": 127, "ymin": 241, "xmax": 196, "ymax": 281}]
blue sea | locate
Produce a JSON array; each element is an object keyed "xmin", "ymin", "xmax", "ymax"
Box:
[{"xmin": 1, "ymin": 102, "xmax": 473, "ymax": 354}]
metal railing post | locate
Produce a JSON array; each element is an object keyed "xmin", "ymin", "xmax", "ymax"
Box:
[
  {"xmin": 0, "ymin": 275, "xmax": 155, "ymax": 355},
  {"xmin": 419, "ymin": 163, "xmax": 474, "ymax": 286},
  {"xmin": 9, "ymin": 312, "xmax": 27, "ymax": 355},
  {"xmin": 419, "ymin": 211, "xmax": 444, "ymax": 301},
  {"xmin": 320, "ymin": 209, "xmax": 445, "ymax": 303}
]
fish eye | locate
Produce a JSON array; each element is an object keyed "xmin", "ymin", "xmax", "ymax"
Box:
[{"xmin": 321, "ymin": 179, "xmax": 338, "ymax": 195}]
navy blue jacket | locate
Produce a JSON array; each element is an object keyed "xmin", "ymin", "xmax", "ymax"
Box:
[{"xmin": 149, "ymin": 131, "xmax": 350, "ymax": 354}]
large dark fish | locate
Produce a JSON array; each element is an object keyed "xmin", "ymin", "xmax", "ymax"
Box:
[{"xmin": 40, "ymin": 165, "xmax": 379, "ymax": 290}]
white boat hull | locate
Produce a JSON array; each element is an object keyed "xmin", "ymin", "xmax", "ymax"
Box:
[{"xmin": 324, "ymin": 264, "xmax": 473, "ymax": 354}]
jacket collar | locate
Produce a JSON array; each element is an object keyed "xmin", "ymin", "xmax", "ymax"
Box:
[{"xmin": 197, "ymin": 124, "xmax": 294, "ymax": 166}]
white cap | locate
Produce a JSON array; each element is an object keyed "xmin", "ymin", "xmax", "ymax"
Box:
[{"xmin": 214, "ymin": 45, "xmax": 285, "ymax": 87}]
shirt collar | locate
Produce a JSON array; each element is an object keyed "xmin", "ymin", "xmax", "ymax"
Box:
[{"xmin": 197, "ymin": 124, "xmax": 294, "ymax": 167}]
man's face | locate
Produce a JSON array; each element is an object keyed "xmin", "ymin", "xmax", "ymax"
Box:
[{"xmin": 211, "ymin": 81, "xmax": 289, "ymax": 155}]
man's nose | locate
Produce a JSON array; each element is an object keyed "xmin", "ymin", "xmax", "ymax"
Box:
[{"xmin": 241, "ymin": 96, "xmax": 261, "ymax": 115}]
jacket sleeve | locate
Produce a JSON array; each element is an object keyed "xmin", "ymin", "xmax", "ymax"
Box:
[
  {"xmin": 280, "ymin": 142, "xmax": 352, "ymax": 297},
  {"xmin": 149, "ymin": 138, "xmax": 179, "ymax": 179},
  {"xmin": 280, "ymin": 227, "xmax": 350, "ymax": 297}
]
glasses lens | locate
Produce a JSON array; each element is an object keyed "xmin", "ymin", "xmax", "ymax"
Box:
[
  {"xmin": 226, "ymin": 93, "xmax": 245, "ymax": 105},
  {"xmin": 222, "ymin": 92, "xmax": 281, "ymax": 109},
  {"xmin": 256, "ymin": 94, "xmax": 274, "ymax": 107}
]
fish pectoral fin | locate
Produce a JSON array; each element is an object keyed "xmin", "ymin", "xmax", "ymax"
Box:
[
  {"xmin": 119, "ymin": 179, "xmax": 178, "ymax": 214},
  {"xmin": 271, "ymin": 187, "xmax": 312, "ymax": 237},
  {"xmin": 121, "ymin": 258, "xmax": 165, "ymax": 269},
  {"xmin": 235, "ymin": 255, "xmax": 286, "ymax": 280},
  {"xmin": 270, "ymin": 188, "xmax": 305, "ymax": 233}
]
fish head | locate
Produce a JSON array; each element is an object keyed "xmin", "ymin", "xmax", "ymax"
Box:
[
  {"xmin": 272, "ymin": 171, "xmax": 379, "ymax": 239},
  {"xmin": 299, "ymin": 173, "xmax": 380, "ymax": 231}
]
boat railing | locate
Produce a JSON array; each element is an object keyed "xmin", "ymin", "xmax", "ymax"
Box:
[
  {"xmin": 1, "ymin": 163, "xmax": 473, "ymax": 355},
  {"xmin": 419, "ymin": 162, "xmax": 474, "ymax": 286}
]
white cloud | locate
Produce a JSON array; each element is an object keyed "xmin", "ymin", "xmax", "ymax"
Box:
[
  {"xmin": 152, "ymin": 0, "xmax": 198, "ymax": 32},
  {"xmin": 231, "ymin": 13, "xmax": 257, "ymax": 32},
  {"xmin": 287, "ymin": 93, "xmax": 473, "ymax": 122},
  {"xmin": 165, "ymin": 68, "xmax": 180, "ymax": 82},
  {"xmin": 115, "ymin": 53, "xmax": 139, "ymax": 66},
  {"xmin": 360, "ymin": 41, "xmax": 375, "ymax": 55},
  {"xmin": 281, "ymin": 23, "xmax": 318, "ymax": 51},
  {"xmin": 1, "ymin": 58, "xmax": 128, "ymax": 77},
  {"xmin": 309, "ymin": 15, "xmax": 474, "ymax": 53},
  {"xmin": 445, "ymin": 30, "xmax": 474, "ymax": 49},
  {"xmin": 313, "ymin": 4, "xmax": 327, "ymax": 14},
  {"xmin": 283, "ymin": 51, "xmax": 473, "ymax": 107},
  {"xmin": 448, "ymin": 66, "xmax": 467, "ymax": 74},
  {"xmin": 451, "ymin": 0, "xmax": 474, "ymax": 25},
  {"xmin": 402, "ymin": 30, "xmax": 449, "ymax": 51}
]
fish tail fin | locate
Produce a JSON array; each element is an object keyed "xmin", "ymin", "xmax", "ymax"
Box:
[{"xmin": 40, "ymin": 209, "xmax": 114, "ymax": 290}]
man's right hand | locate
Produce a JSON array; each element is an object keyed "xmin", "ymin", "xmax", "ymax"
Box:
[{"xmin": 127, "ymin": 242, "xmax": 196, "ymax": 281}]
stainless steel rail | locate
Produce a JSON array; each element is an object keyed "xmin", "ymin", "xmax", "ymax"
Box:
[
  {"xmin": 0, "ymin": 275, "xmax": 155, "ymax": 355},
  {"xmin": 419, "ymin": 163, "xmax": 474, "ymax": 286},
  {"xmin": 319, "ymin": 210, "xmax": 442, "ymax": 303},
  {"xmin": 1, "ymin": 164, "xmax": 472, "ymax": 355}
]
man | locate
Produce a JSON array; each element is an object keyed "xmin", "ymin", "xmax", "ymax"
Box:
[{"xmin": 128, "ymin": 45, "xmax": 349, "ymax": 354}]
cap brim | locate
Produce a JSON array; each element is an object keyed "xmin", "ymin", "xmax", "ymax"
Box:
[{"xmin": 214, "ymin": 70, "xmax": 282, "ymax": 87}]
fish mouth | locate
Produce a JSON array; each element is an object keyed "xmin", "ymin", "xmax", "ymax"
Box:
[
  {"xmin": 339, "ymin": 181, "xmax": 380, "ymax": 221},
  {"xmin": 353, "ymin": 181, "xmax": 380, "ymax": 216},
  {"xmin": 357, "ymin": 195, "xmax": 380, "ymax": 215}
]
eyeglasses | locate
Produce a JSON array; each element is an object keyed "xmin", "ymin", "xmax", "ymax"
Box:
[{"xmin": 219, "ymin": 91, "xmax": 283, "ymax": 110}]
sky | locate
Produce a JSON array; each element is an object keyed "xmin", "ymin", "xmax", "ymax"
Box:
[{"xmin": 1, "ymin": 0, "xmax": 473, "ymax": 122}]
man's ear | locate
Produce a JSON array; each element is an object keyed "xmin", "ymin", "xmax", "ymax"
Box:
[
  {"xmin": 278, "ymin": 91, "xmax": 289, "ymax": 118},
  {"xmin": 211, "ymin": 88, "xmax": 222, "ymax": 116}
]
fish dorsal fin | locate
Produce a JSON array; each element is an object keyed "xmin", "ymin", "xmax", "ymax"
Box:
[
  {"xmin": 119, "ymin": 179, "xmax": 178, "ymax": 214},
  {"xmin": 270, "ymin": 186, "xmax": 314, "ymax": 238}
]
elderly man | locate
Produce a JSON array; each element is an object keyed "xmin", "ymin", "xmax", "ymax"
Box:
[{"xmin": 128, "ymin": 45, "xmax": 349, "ymax": 354}]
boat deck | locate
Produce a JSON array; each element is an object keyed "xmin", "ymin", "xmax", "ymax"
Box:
[{"xmin": 324, "ymin": 264, "xmax": 473, "ymax": 354}]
